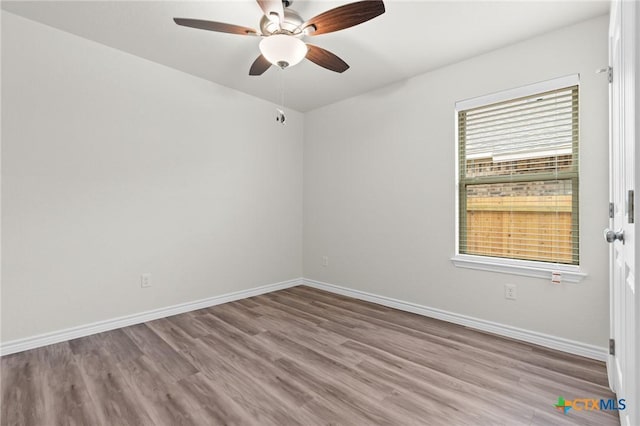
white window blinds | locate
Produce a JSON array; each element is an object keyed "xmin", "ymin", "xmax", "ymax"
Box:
[{"xmin": 458, "ymin": 84, "xmax": 579, "ymax": 265}]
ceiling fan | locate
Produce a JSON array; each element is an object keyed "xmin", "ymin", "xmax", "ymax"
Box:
[{"xmin": 173, "ymin": 0, "xmax": 385, "ymax": 75}]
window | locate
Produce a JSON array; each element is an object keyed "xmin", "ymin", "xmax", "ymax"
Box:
[{"xmin": 454, "ymin": 76, "xmax": 581, "ymax": 278}]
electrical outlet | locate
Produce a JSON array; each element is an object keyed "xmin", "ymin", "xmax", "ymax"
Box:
[
  {"xmin": 141, "ymin": 273, "xmax": 152, "ymax": 288},
  {"xmin": 504, "ymin": 284, "xmax": 516, "ymax": 300},
  {"xmin": 322, "ymin": 256, "xmax": 329, "ymax": 267}
]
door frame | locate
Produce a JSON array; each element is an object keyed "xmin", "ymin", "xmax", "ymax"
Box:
[{"xmin": 631, "ymin": 2, "xmax": 639, "ymax": 424}]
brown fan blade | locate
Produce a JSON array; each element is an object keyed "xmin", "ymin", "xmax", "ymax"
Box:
[
  {"xmin": 302, "ymin": 0, "xmax": 385, "ymax": 36},
  {"xmin": 306, "ymin": 44, "xmax": 349, "ymax": 73},
  {"xmin": 249, "ymin": 55, "xmax": 272, "ymax": 76},
  {"xmin": 173, "ymin": 18, "xmax": 258, "ymax": 36},
  {"xmin": 256, "ymin": 0, "xmax": 284, "ymax": 21}
]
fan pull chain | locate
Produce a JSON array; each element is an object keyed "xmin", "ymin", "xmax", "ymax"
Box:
[{"xmin": 276, "ymin": 68, "xmax": 286, "ymax": 125}]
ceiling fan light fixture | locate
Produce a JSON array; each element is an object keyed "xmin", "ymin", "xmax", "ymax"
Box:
[{"xmin": 259, "ymin": 34, "xmax": 308, "ymax": 69}]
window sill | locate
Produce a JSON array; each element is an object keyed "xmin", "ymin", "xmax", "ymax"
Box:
[{"xmin": 451, "ymin": 255, "xmax": 587, "ymax": 283}]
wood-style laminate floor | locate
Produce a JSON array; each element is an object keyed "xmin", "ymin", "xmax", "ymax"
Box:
[{"xmin": 1, "ymin": 286, "xmax": 618, "ymax": 425}]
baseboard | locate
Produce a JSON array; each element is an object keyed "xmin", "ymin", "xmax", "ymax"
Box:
[
  {"xmin": 302, "ymin": 278, "xmax": 608, "ymax": 362},
  {"xmin": 2, "ymin": 276, "xmax": 608, "ymax": 361},
  {"xmin": 0, "ymin": 278, "xmax": 303, "ymax": 356}
]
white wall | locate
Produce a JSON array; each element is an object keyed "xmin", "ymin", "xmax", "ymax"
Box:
[
  {"xmin": 303, "ymin": 16, "xmax": 610, "ymax": 347},
  {"xmin": 1, "ymin": 12, "xmax": 303, "ymax": 342}
]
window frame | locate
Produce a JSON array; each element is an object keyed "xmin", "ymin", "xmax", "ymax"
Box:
[{"xmin": 452, "ymin": 75, "xmax": 586, "ymax": 283}]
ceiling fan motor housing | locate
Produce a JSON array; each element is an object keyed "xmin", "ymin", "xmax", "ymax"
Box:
[{"xmin": 260, "ymin": 8, "xmax": 303, "ymax": 35}]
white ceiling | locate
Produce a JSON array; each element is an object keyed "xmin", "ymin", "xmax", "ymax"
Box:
[{"xmin": 2, "ymin": 0, "xmax": 609, "ymax": 112}]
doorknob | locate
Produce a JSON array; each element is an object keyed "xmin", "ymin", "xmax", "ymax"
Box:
[{"xmin": 604, "ymin": 228, "xmax": 624, "ymax": 243}]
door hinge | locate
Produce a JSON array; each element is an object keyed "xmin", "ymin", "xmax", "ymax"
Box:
[
  {"xmin": 629, "ymin": 190, "xmax": 635, "ymax": 223},
  {"xmin": 597, "ymin": 66, "xmax": 613, "ymax": 83},
  {"xmin": 609, "ymin": 202, "xmax": 615, "ymax": 218},
  {"xmin": 609, "ymin": 338, "xmax": 615, "ymax": 356}
]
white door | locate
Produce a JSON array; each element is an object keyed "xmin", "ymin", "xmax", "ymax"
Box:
[{"xmin": 607, "ymin": 1, "xmax": 637, "ymax": 425}]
